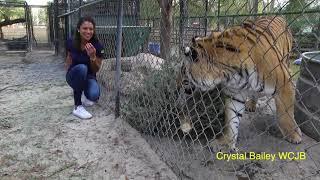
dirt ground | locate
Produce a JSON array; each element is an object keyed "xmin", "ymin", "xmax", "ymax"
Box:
[
  {"xmin": 1, "ymin": 50, "xmax": 320, "ymax": 180},
  {"xmin": 0, "ymin": 51, "xmax": 178, "ymax": 179}
]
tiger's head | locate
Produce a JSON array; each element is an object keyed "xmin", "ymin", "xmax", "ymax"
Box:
[{"xmin": 183, "ymin": 30, "xmax": 248, "ymax": 91}]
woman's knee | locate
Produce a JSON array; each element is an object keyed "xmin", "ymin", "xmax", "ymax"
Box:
[
  {"xmin": 86, "ymin": 89, "xmax": 100, "ymax": 101},
  {"xmin": 85, "ymin": 80, "xmax": 100, "ymax": 101},
  {"xmin": 73, "ymin": 64, "xmax": 88, "ymax": 77},
  {"xmin": 66, "ymin": 64, "xmax": 88, "ymax": 89}
]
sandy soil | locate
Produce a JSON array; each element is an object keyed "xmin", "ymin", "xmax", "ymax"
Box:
[
  {"xmin": 0, "ymin": 51, "xmax": 177, "ymax": 179},
  {"xmin": 1, "ymin": 50, "xmax": 320, "ymax": 180}
]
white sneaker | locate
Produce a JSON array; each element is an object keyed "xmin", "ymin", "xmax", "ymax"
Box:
[
  {"xmin": 72, "ymin": 105, "xmax": 92, "ymax": 119},
  {"xmin": 81, "ymin": 92, "xmax": 95, "ymax": 107}
]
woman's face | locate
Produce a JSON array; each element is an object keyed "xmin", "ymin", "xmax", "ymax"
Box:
[{"xmin": 78, "ymin": 21, "xmax": 94, "ymax": 42}]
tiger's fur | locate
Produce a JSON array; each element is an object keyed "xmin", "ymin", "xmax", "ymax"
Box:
[{"xmin": 182, "ymin": 16, "xmax": 302, "ymax": 152}]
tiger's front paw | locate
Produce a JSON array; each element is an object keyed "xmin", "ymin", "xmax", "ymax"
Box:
[
  {"xmin": 210, "ymin": 141, "xmax": 239, "ymax": 153},
  {"xmin": 285, "ymin": 127, "xmax": 302, "ymax": 144},
  {"xmin": 180, "ymin": 122, "xmax": 192, "ymax": 133},
  {"xmin": 245, "ymin": 99, "xmax": 257, "ymax": 112}
]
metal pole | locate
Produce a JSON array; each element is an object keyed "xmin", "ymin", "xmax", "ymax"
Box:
[
  {"xmin": 217, "ymin": 0, "xmax": 220, "ymax": 31},
  {"xmin": 67, "ymin": 0, "xmax": 71, "ymax": 38},
  {"xmin": 204, "ymin": 0, "xmax": 208, "ymax": 36},
  {"xmin": 135, "ymin": 0, "xmax": 140, "ymax": 25},
  {"xmin": 79, "ymin": 0, "xmax": 82, "ymax": 18},
  {"xmin": 54, "ymin": 0, "xmax": 59, "ymax": 55},
  {"xmin": 115, "ymin": 0, "xmax": 123, "ymax": 118},
  {"xmin": 24, "ymin": 2, "xmax": 30, "ymax": 51},
  {"xmin": 179, "ymin": 0, "xmax": 187, "ymax": 49},
  {"xmin": 29, "ymin": 6, "xmax": 33, "ymax": 51}
]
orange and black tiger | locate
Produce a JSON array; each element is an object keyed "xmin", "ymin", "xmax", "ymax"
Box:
[{"xmin": 181, "ymin": 16, "xmax": 302, "ymax": 152}]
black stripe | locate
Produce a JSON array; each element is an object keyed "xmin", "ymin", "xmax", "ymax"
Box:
[
  {"xmin": 224, "ymin": 67, "xmax": 235, "ymax": 74},
  {"xmin": 255, "ymin": 70, "xmax": 260, "ymax": 88},
  {"xmin": 187, "ymin": 72, "xmax": 199, "ymax": 89},
  {"xmin": 233, "ymin": 121, "xmax": 239, "ymax": 125},
  {"xmin": 258, "ymin": 75, "xmax": 265, "ymax": 92},
  {"xmin": 238, "ymin": 68, "xmax": 243, "ymax": 77},
  {"xmin": 215, "ymin": 43, "xmax": 240, "ymax": 53},
  {"xmin": 240, "ymin": 82, "xmax": 249, "ymax": 90},
  {"xmin": 272, "ymin": 78, "xmax": 278, "ymax": 96},
  {"xmin": 242, "ymin": 28, "xmax": 258, "ymax": 44},
  {"xmin": 258, "ymin": 83, "xmax": 264, "ymax": 92},
  {"xmin": 231, "ymin": 109, "xmax": 243, "ymax": 117},
  {"xmin": 244, "ymin": 68, "xmax": 249, "ymax": 77},
  {"xmin": 231, "ymin": 66, "xmax": 241, "ymax": 72},
  {"xmin": 223, "ymin": 72, "xmax": 230, "ymax": 82},
  {"xmin": 231, "ymin": 97, "xmax": 246, "ymax": 104}
]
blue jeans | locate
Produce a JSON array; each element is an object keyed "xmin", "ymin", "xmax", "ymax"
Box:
[{"xmin": 66, "ymin": 64, "xmax": 100, "ymax": 106}]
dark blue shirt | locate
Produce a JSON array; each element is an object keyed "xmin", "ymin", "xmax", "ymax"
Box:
[{"xmin": 66, "ymin": 38, "xmax": 104, "ymax": 76}]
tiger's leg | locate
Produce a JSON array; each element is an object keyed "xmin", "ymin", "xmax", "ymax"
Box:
[
  {"xmin": 176, "ymin": 87, "xmax": 192, "ymax": 133},
  {"xmin": 217, "ymin": 96, "xmax": 246, "ymax": 152},
  {"xmin": 275, "ymin": 82, "xmax": 302, "ymax": 144},
  {"xmin": 179, "ymin": 114, "xmax": 192, "ymax": 133}
]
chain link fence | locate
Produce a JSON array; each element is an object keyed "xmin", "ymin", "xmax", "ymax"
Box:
[{"xmin": 54, "ymin": 0, "xmax": 320, "ymax": 179}]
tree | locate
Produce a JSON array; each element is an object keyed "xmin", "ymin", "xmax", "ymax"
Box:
[
  {"xmin": 0, "ymin": 0, "xmax": 26, "ymax": 39},
  {"xmin": 37, "ymin": 8, "xmax": 48, "ymax": 25},
  {"xmin": 284, "ymin": 0, "xmax": 308, "ymax": 33},
  {"xmin": 157, "ymin": 0, "xmax": 173, "ymax": 60}
]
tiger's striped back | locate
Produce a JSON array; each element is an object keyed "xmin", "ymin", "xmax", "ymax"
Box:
[{"xmin": 242, "ymin": 16, "xmax": 293, "ymax": 65}]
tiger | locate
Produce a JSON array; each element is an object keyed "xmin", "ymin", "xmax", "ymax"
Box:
[{"xmin": 181, "ymin": 16, "xmax": 302, "ymax": 152}]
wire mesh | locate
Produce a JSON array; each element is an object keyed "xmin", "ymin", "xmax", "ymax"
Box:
[{"xmin": 54, "ymin": 0, "xmax": 320, "ymax": 179}]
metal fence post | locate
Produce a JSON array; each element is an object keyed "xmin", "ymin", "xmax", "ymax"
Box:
[
  {"xmin": 179, "ymin": 0, "xmax": 187, "ymax": 50},
  {"xmin": 115, "ymin": 0, "xmax": 123, "ymax": 118},
  {"xmin": 204, "ymin": 0, "xmax": 208, "ymax": 36},
  {"xmin": 67, "ymin": 0, "xmax": 71, "ymax": 38},
  {"xmin": 54, "ymin": 0, "xmax": 59, "ymax": 55},
  {"xmin": 79, "ymin": 0, "xmax": 82, "ymax": 18},
  {"xmin": 24, "ymin": 2, "xmax": 32, "ymax": 51},
  {"xmin": 217, "ymin": 0, "xmax": 220, "ymax": 31}
]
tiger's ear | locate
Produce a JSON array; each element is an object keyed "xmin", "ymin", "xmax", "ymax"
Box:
[{"xmin": 209, "ymin": 31, "xmax": 222, "ymax": 39}]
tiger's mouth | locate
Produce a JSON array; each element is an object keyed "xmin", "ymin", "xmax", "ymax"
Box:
[{"xmin": 183, "ymin": 46, "xmax": 223, "ymax": 91}]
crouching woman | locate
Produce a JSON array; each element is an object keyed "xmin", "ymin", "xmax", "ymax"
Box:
[{"xmin": 65, "ymin": 16, "xmax": 104, "ymax": 119}]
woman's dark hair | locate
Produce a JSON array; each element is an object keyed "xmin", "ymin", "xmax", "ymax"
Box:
[{"xmin": 73, "ymin": 16, "xmax": 99, "ymax": 50}]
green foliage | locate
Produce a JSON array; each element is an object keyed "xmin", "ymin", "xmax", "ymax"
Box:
[
  {"xmin": 35, "ymin": 8, "xmax": 47, "ymax": 25},
  {"xmin": 219, "ymin": 0, "xmax": 248, "ymax": 15},
  {"xmin": 285, "ymin": 0, "xmax": 320, "ymax": 34},
  {"xmin": 0, "ymin": 0, "xmax": 25, "ymax": 21},
  {"xmin": 140, "ymin": 0, "xmax": 160, "ymax": 19},
  {"xmin": 121, "ymin": 66, "xmax": 178, "ymax": 135},
  {"xmin": 122, "ymin": 63, "xmax": 225, "ymax": 139}
]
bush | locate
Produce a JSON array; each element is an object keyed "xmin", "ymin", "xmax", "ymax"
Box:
[{"xmin": 122, "ymin": 64, "xmax": 225, "ymax": 142}]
